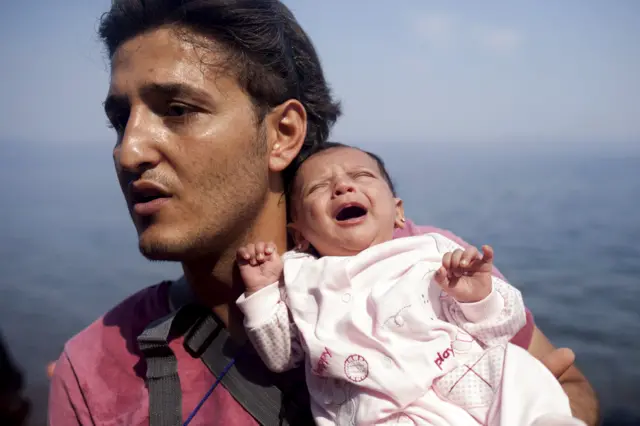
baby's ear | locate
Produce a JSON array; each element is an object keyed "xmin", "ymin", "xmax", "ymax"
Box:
[
  {"xmin": 394, "ymin": 198, "xmax": 406, "ymax": 229},
  {"xmin": 287, "ymin": 222, "xmax": 310, "ymax": 251}
]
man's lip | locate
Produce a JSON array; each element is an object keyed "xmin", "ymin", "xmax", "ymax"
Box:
[
  {"xmin": 129, "ymin": 180, "xmax": 171, "ymax": 201},
  {"xmin": 133, "ymin": 197, "xmax": 170, "ymax": 216}
]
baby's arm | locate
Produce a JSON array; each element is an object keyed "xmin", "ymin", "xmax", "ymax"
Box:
[
  {"xmin": 441, "ymin": 276, "xmax": 527, "ymax": 347},
  {"xmin": 237, "ymin": 284, "xmax": 304, "ymax": 372},
  {"xmin": 432, "ymin": 237, "xmax": 527, "ymax": 347},
  {"xmin": 236, "ymin": 243, "xmax": 304, "ymax": 372}
]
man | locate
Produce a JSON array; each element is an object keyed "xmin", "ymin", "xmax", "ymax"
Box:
[{"xmin": 49, "ymin": 0, "xmax": 599, "ymax": 424}]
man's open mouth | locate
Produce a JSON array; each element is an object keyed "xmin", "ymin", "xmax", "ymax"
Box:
[
  {"xmin": 132, "ymin": 192, "xmax": 167, "ymax": 204},
  {"xmin": 129, "ymin": 181, "xmax": 173, "ymax": 216},
  {"xmin": 335, "ymin": 204, "xmax": 368, "ymax": 222}
]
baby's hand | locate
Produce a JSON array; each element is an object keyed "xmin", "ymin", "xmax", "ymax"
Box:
[
  {"xmin": 237, "ymin": 242, "xmax": 284, "ymax": 296},
  {"xmin": 434, "ymin": 245, "xmax": 494, "ymax": 303}
]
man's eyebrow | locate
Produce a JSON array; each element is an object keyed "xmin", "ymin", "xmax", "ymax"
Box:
[
  {"xmin": 140, "ymin": 82, "xmax": 212, "ymax": 103},
  {"xmin": 103, "ymin": 82, "xmax": 213, "ymax": 113}
]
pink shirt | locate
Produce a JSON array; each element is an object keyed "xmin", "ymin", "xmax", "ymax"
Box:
[{"xmin": 48, "ymin": 223, "xmax": 534, "ymax": 425}]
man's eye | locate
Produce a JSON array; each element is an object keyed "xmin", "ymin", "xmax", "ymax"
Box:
[
  {"xmin": 166, "ymin": 103, "xmax": 190, "ymax": 117},
  {"xmin": 106, "ymin": 112, "xmax": 128, "ymax": 132}
]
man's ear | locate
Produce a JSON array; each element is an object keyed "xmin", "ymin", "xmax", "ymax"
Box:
[
  {"xmin": 266, "ymin": 99, "xmax": 307, "ymax": 173},
  {"xmin": 287, "ymin": 222, "xmax": 310, "ymax": 251},
  {"xmin": 394, "ymin": 198, "xmax": 406, "ymax": 229}
]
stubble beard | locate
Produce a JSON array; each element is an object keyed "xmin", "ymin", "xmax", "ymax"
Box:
[{"xmin": 137, "ymin": 129, "xmax": 271, "ymax": 263}]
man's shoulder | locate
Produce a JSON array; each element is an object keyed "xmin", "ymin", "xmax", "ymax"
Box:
[
  {"xmin": 49, "ymin": 281, "xmax": 179, "ymax": 424},
  {"xmin": 64, "ymin": 281, "xmax": 172, "ymax": 370}
]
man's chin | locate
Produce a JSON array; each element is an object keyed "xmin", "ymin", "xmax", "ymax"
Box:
[
  {"xmin": 137, "ymin": 229, "xmax": 190, "ymax": 262},
  {"xmin": 138, "ymin": 244, "xmax": 182, "ymax": 261},
  {"xmin": 136, "ymin": 227, "xmax": 214, "ymax": 262}
]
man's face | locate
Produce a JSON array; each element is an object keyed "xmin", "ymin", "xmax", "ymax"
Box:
[{"xmin": 105, "ymin": 27, "xmax": 269, "ymax": 260}]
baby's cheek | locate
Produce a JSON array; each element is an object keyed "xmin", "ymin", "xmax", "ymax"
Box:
[{"xmin": 308, "ymin": 205, "xmax": 323, "ymax": 221}]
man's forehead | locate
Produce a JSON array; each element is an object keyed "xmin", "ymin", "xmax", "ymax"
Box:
[{"xmin": 108, "ymin": 27, "xmax": 234, "ymax": 96}]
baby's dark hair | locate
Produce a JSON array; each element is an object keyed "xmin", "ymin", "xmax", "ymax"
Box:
[{"xmin": 285, "ymin": 142, "xmax": 396, "ymax": 222}]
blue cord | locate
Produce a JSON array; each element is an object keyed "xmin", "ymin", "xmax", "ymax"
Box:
[{"xmin": 183, "ymin": 357, "xmax": 237, "ymax": 426}]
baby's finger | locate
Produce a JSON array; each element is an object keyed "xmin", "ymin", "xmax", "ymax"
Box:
[
  {"xmin": 434, "ymin": 266, "xmax": 449, "ymax": 286},
  {"xmin": 265, "ymin": 241, "xmax": 276, "ymax": 255},
  {"xmin": 451, "ymin": 249, "xmax": 464, "ymax": 267},
  {"xmin": 255, "ymin": 242, "xmax": 266, "ymax": 261},
  {"xmin": 442, "ymin": 252, "xmax": 452, "ymax": 271},
  {"xmin": 244, "ymin": 243, "xmax": 258, "ymax": 266},
  {"xmin": 481, "ymin": 245, "xmax": 494, "ymax": 265},
  {"xmin": 460, "ymin": 246, "xmax": 479, "ymax": 268},
  {"xmin": 237, "ymin": 247, "xmax": 251, "ymax": 262},
  {"xmin": 450, "ymin": 249, "xmax": 464, "ymax": 278}
]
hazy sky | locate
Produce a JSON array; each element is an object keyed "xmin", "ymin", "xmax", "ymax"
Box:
[{"xmin": 1, "ymin": 0, "xmax": 638, "ymax": 151}]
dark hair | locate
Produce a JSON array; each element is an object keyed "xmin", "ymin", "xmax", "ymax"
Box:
[
  {"xmin": 286, "ymin": 141, "xmax": 397, "ymax": 221},
  {"xmin": 98, "ymin": 0, "xmax": 341, "ymax": 184}
]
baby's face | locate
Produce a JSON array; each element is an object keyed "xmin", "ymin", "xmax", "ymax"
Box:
[{"xmin": 289, "ymin": 147, "xmax": 404, "ymax": 257}]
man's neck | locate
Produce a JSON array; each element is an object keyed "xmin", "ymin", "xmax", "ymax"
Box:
[
  {"xmin": 180, "ymin": 192, "xmax": 289, "ymax": 341},
  {"xmin": 181, "ymin": 254, "xmax": 247, "ymax": 341}
]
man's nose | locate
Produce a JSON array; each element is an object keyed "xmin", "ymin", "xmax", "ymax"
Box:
[{"xmin": 113, "ymin": 109, "xmax": 162, "ymax": 175}]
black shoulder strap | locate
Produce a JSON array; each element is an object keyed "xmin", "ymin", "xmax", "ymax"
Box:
[
  {"xmin": 137, "ymin": 278, "xmax": 313, "ymax": 426},
  {"xmin": 137, "ymin": 305, "xmax": 200, "ymax": 426},
  {"xmin": 183, "ymin": 309, "xmax": 312, "ymax": 425}
]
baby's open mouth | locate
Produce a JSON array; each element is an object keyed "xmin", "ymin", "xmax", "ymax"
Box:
[{"xmin": 335, "ymin": 204, "xmax": 368, "ymax": 221}]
